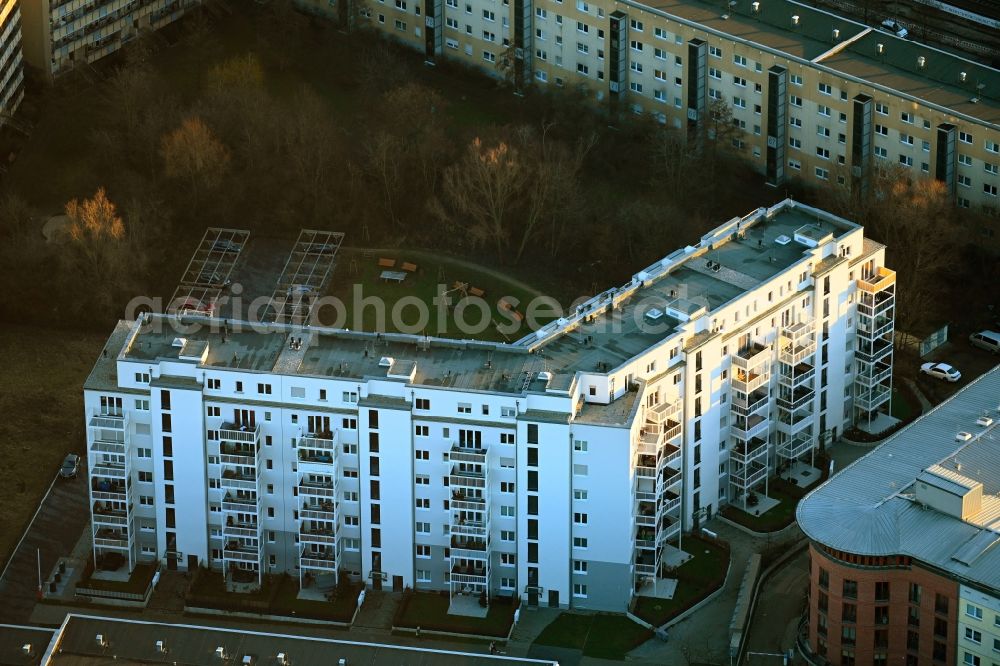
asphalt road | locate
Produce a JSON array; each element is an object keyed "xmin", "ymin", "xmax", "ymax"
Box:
[
  {"xmin": 0, "ymin": 466, "xmax": 90, "ymax": 624},
  {"xmin": 742, "ymin": 548, "xmax": 810, "ymax": 665}
]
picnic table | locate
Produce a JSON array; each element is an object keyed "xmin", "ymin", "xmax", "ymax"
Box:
[
  {"xmin": 401, "ymin": 262, "xmax": 418, "ymax": 272},
  {"xmin": 380, "ymin": 270, "xmax": 407, "ymax": 283},
  {"xmin": 378, "ymin": 258, "xmax": 396, "ymax": 268}
]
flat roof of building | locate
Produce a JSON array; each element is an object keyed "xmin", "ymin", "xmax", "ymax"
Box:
[
  {"xmin": 0, "ymin": 624, "xmax": 56, "ymax": 666},
  {"xmin": 45, "ymin": 615, "xmax": 557, "ymax": 666},
  {"xmin": 629, "ymin": 0, "xmax": 1000, "ymax": 127},
  {"xmin": 797, "ymin": 365, "xmax": 1000, "ymax": 591},
  {"xmin": 95, "ymin": 200, "xmax": 859, "ymax": 409}
]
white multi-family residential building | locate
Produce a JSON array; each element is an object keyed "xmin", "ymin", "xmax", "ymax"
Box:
[
  {"xmin": 19, "ymin": 0, "xmax": 201, "ymax": 80},
  {"xmin": 0, "ymin": 0, "xmax": 25, "ymax": 119},
  {"xmin": 84, "ymin": 198, "xmax": 895, "ymax": 612}
]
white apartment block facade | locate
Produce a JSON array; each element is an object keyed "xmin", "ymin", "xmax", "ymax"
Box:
[
  {"xmin": 20, "ymin": 0, "xmax": 201, "ymax": 79},
  {"xmin": 297, "ymin": 0, "xmax": 1000, "ymax": 238},
  {"xmin": 0, "ymin": 0, "xmax": 25, "ymax": 119},
  {"xmin": 84, "ymin": 198, "xmax": 895, "ymax": 611}
]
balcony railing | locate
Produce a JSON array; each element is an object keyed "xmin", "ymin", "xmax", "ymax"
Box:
[
  {"xmin": 450, "ymin": 445, "xmax": 487, "ymax": 464},
  {"xmin": 220, "ymin": 471, "xmax": 258, "ymax": 491},
  {"xmin": 451, "ymin": 569, "xmax": 489, "ymax": 585},
  {"xmin": 857, "ymin": 292, "xmax": 894, "ymax": 318},
  {"xmin": 659, "ymin": 490, "xmax": 681, "ymax": 515},
  {"xmin": 219, "ymin": 423, "xmax": 260, "ymax": 444},
  {"xmin": 301, "ymin": 554, "xmax": 338, "ymax": 571},
  {"xmin": 450, "ymin": 495, "xmax": 486, "ymax": 512},
  {"xmin": 222, "ymin": 494, "xmax": 259, "ymax": 513},
  {"xmin": 855, "ymin": 338, "xmax": 893, "ymax": 364},
  {"xmin": 855, "ymin": 385, "xmax": 891, "ymax": 412},
  {"xmin": 297, "ymin": 450, "xmax": 336, "ymax": 467},
  {"xmin": 224, "ymin": 545, "xmax": 261, "ymax": 563},
  {"xmin": 778, "ymin": 433, "xmax": 815, "ymax": 460},
  {"xmin": 857, "ymin": 267, "xmax": 895, "ymax": 294},
  {"xmin": 732, "ymin": 368, "xmax": 768, "ymax": 394},
  {"xmin": 91, "ymin": 480, "xmax": 129, "ymax": 502},
  {"xmin": 777, "ymin": 412, "xmax": 812, "ymax": 436},
  {"xmin": 730, "ymin": 461, "xmax": 768, "ymax": 490},
  {"xmin": 777, "ymin": 386, "xmax": 814, "ymax": 412},
  {"xmin": 451, "ymin": 521, "xmax": 489, "ymax": 538},
  {"xmin": 647, "ymin": 400, "xmax": 681, "ymax": 424},
  {"xmin": 778, "ymin": 364, "xmax": 815, "ymax": 388},
  {"xmin": 299, "ymin": 432, "xmax": 337, "ymax": 451},
  {"xmin": 299, "ymin": 526, "xmax": 337, "ymax": 545},
  {"xmin": 300, "ymin": 505, "xmax": 337, "ymax": 521},
  {"xmin": 298, "ymin": 480, "xmax": 336, "ymax": 498},
  {"xmin": 732, "ymin": 342, "xmax": 770, "ymax": 371},
  {"xmin": 855, "ymin": 364, "xmax": 892, "ymax": 388},
  {"xmin": 661, "ymin": 468, "xmax": 681, "ymax": 491},
  {"xmin": 731, "ymin": 436, "xmax": 768, "ymax": 467},
  {"xmin": 91, "ymin": 463, "xmax": 127, "ymax": 480},
  {"xmin": 658, "ymin": 518, "xmax": 681, "ymax": 545},
  {"xmin": 450, "ymin": 536, "xmax": 488, "ymax": 552},
  {"xmin": 223, "ymin": 522, "xmax": 260, "ymax": 539},
  {"xmin": 731, "ymin": 389, "xmax": 769, "ymax": 417},
  {"xmin": 857, "ymin": 316, "xmax": 894, "ymax": 340},
  {"xmin": 732, "ymin": 413, "xmax": 769, "ymax": 441},
  {"xmin": 449, "ymin": 466, "xmax": 486, "ymax": 489}
]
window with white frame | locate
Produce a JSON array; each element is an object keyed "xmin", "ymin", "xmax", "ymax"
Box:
[{"xmin": 573, "ymin": 583, "xmax": 588, "ymax": 597}]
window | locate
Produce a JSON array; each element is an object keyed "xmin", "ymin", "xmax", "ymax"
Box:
[
  {"xmin": 573, "ymin": 536, "xmax": 588, "ymax": 548},
  {"xmin": 816, "ymin": 147, "xmax": 830, "ymax": 160},
  {"xmin": 985, "ymin": 140, "xmax": 999, "ymax": 154},
  {"xmin": 875, "ymin": 582, "xmax": 890, "ymax": 601},
  {"xmin": 577, "ymin": 21, "xmax": 589, "ymax": 34},
  {"xmin": 986, "ymin": 183, "xmax": 998, "ymax": 197},
  {"xmin": 573, "ymin": 440, "xmax": 588, "ymax": 452},
  {"xmin": 963, "ymin": 653, "xmax": 981, "ymax": 666},
  {"xmin": 818, "ymin": 82, "xmax": 832, "ymax": 95},
  {"xmin": 415, "ymin": 397, "xmax": 430, "ymax": 410},
  {"xmin": 733, "ymin": 75, "xmax": 746, "ymax": 87},
  {"xmin": 573, "ymin": 489, "xmax": 588, "ymax": 500},
  {"xmin": 875, "ymin": 124, "xmax": 888, "ymax": 136},
  {"xmin": 790, "ymin": 95, "xmax": 802, "ymax": 107},
  {"xmin": 964, "ymin": 627, "xmax": 982, "ymax": 644},
  {"xmin": 415, "ymin": 521, "xmax": 430, "ymax": 534},
  {"xmin": 967, "ymin": 604, "xmax": 984, "ymax": 620},
  {"xmin": 900, "ymin": 133, "xmax": 914, "ymax": 145},
  {"xmin": 630, "ymin": 61, "xmax": 642, "ymax": 74},
  {"xmin": 843, "ymin": 602, "xmax": 857, "ymax": 622},
  {"xmin": 630, "ymin": 40, "xmax": 643, "ymax": 52},
  {"xmin": 415, "ymin": 425, "xmax": 429, "ymax": 437},
  {"xmin": 709, "ymin": 45, "xmax": 722, "ymax": 58},
  {"xmin": 818, "ymin": 568, "xmax": 829, "ymax": 589},
  {"xmin": 630, "ymin": 18, "xmax": 643, "ymax": 30},
  {"xmin": 416, "ymin": 545, "xmax": 431, "ymax": 558},
  {"xmin": 482, "ymin": 51, "xmax": 496, "ymax": 63},
  {"xmin": 960, "ymin": 153, "xmax": 973, "ymax": 166},
  {"xmin": 415, "ymin": 498, "xmax": 429, "ymax": 510},
  {"xmin": 414, "ymin": 449, "xmax": 429, "ymax": 460},
  {"xmin": 960, "ymin": 131, "xmax": 973, "ymax": 144},
  {"xmin": 501, "ymin": 481, "xmax": 515, "ymax": 493},
  {"xmin": 790, "ymin": 74, "xmax": 802, "ymax": 85},
  {"xmin": 876, "ymin": 101, "xmax": 888, "ymax": 115},
  {"xmin": 818, "ymin": 104, "xmax": 831, "ymax": 117},
  {"xmin": 986, "ymin": 162, "xmax": 999, "ymax": 175},
  {"xmin": 500, "ymin": 530, "xmax": 515, "ymax": 542},
  {"xmin": 630, "ymin": 82, "xmax": 643, "ymax": 93},
  {"xmin": 733, "ymin": 54, "xmax": 747, "ymax": 67},
  {"xmin": 573, "ymin": 512, "xmax": 588, "ymax": 524},
  {"xmin": 899, "ymin": 155, "xmax": 913, "ymax": 167}
]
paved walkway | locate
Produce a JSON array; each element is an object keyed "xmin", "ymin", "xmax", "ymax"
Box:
[
  {"xmin": 0, "ymin": 469, "xmax": 90, "ymax": 624},
  {"xmin": 742, "ymin": 548, "xmax": 809, "ymax": 665},
  {"xmin": 902, "ymin": 377, "xmax": 934, "ymax": 413}
]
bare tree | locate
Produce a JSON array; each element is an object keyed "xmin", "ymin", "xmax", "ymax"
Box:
[
  {"xmin": 434, "ymin": 137, "xmax": 531, "ymax": 262},
  {"xmin": 161, "ymin": 117, "xmax": 231, "ymax": 198}
]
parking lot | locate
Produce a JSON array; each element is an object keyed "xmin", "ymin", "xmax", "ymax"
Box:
[
  {"xmin": 905, "ymin": 337, "xmax": 999, "ymax": 405},
  {"xmin": 0, "ymin": 466, "xmax": 90, "ymax": 624}
]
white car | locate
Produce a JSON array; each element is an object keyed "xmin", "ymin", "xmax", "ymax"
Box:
[
  {"xmin": 920, "ymin": 362, "xmax": 961, "ymax": 382},
  {"xmin": 881, "ymin": 19, "xmax": 908, "ymax": 38}
]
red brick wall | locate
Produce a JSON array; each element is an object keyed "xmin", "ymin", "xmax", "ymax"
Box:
[{"xmin": 806, "ymin": 544, "xmax": 958, "ymax": 666}]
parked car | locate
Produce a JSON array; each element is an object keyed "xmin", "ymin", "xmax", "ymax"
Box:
[
  {"xmin": 211, "ymin": 239, "xmax": 241, "ymax": 254},
  {"xmin": 881, "ymin": 19, "xmax": 908, "ymax": 38},
  {"xmin": 920, "ymin": 362, "xmax": 961, "ymax": 382},
  {"xmin": 60, "ymin": 453, "xmax": 80, "ymax": 479},
  {"xmin": 969, "ymin": 330, "xmax": 1000, "ymax": 354}
]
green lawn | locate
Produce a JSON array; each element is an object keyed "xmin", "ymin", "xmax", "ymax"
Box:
[
  {"xmin": 533, "ymin": 612, "xmax": 653, "ymax": 660},
  {"xmin": 720, "ymin": 480, "xmax": 800, "ymax": 533},
  {"xmin": 270, "ymin": 576, "xmax": 361, "ymax": 622},
  {"xmin": 186, "ymin": 571, "xmax": 360, "ymax": 621},
  {"xmin": 393, "ymin": 592, "xmax": 517, "ymax": 637},
  {"xmin": 632, "ymin": 535, "xmax": 730, "ymax": 627},
  {"xmin": 325, "ymin": 248, "xmax": 554, "ymax": 342},
  {"xmin": 890, "ymin": 386, "xmax": 917, "ymax": 421}
]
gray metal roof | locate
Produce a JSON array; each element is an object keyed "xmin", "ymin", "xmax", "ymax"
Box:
[
  {"xmin": 797, "ymin": 365, "xmax": 1000, "ymax": 592},
  {"xmin": 47, "ymin": 614, "xmax": 556, "ymax": 666}
]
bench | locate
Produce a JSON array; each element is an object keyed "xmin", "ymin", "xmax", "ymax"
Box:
[
  {"xmin": 401, "ymin": 262, "xmax": 418, "ymax": 273},
  {"xmin": 468, "ymin": 286, "xmax": 485, "ymax": 298},
  {"xmin": 378, "ymin": 258, "xmax": 396, "ymax": 268}
]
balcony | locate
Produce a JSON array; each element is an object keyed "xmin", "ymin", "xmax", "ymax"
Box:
[
  {"xmin": 732, "ymin": 413, "xmax": 769, "ymax": 441},
  {"xmin": 634, "ymin": 527, "xmax": 656, "ymax": 550},
  {"xmin": 776, "ymin": 411, "xmax": 812, "ymax": 436},
  {"xmin": 451, "ymin": 519, "xmax": 489, "ymax": 538},
  {"xmin": 450, "ymin": 535, "xmax": 488, "ymax": 552},
  {"xmin": 92, "ymin": 502, "xmax": 129, "ymax": 527},
  {"xmin": 91, "ymin": 462, "xmax": 127, "ymax": 480},
  {"xmin": 299, "ymin": 525, "xmax": 337, "ymax": 545},
  {"xmin": 300, "ymin": 500, "xmax": 337, "ymax": 521},
  {"xmin": 777, "ymin": 386, "xmax": 814, "ymax": 412},
  {"xmin": 224, "ymin": 543, "xmax": 261, "ymax": 563},
  {"xmin": 450, "ymin": 490, "xmax": 486, "ymax": 511},
  {"xmin": 856, "ymin": 338, "xmax": 893, "ymax": 364},
  {"xmin": 660, "ymin": 459, "xmax": 681, "ymax": 482},
  {"xmin": 94, "ymin": 528, "xmax": 129, "ymax": 550},
  {"xmin": 223, "ymin": 518, "xmax": 260, "ymax": 539},
  {"xmin": 857, "ymin": 291, "xmax": 895, "ymax": 318},
  {"xmin": 298, "ymin": 479, "xmax": 336, "ymax": 499},
  {"xmin": 657, "ymin": 516, "xmax": 681, "ymax": 545},
  {"xmin": 647, "ymin": 400, "xmax": 681, "ymax": 425},
  {"xmin": 450, "ymin": 565, "xmax": 488, "ymax": 585},
  {"xmin": 634, "ymin": 502, "xmax": 656, "ymax": 527},
  {"xmin": 659, "ymin": 490, "xmax": 680, "ymax": 515},
  {"xmin": 732, "ymin": 342, "xmax": 770, "ymax": 371},
  {"xmin": 658, "ymin": 442, "xmax": 682, "ymax": 469},
  {"xmin": 855, "ymin": 363, "xmax": 892, "ymax": 388},
  {"xmin": 222, "ymin": 493, "xmax": 259, "ymax": 513},
  {"xmin": 297, "ymin": 448, "xmax": 336, "ymax": 475},
  {"xmin": 855, "ymin": 384, "xmax": 891, "ymax": 412},
  {"xmin": 779, "ymin": 325, "xmax": 816, "ymax": 365},
  {"xmin": 450, "ymin": 445, "xmax": 487, "ymax": 464},
  {"xmin": 778, "ymin": 363, "xmax": 815, "ymax": 388},
  {"xmin": 732, "ymin": 368, "xmax": 768, "ymax": 394},
  {"xmin": 730, "ymin": 461, "xmax": 768, "ymax": 490},
  {"xmin": 731, "ymin": 389, "xmax": 769, "ymax": 417},
  {"xmin": 449, "ymin": 465, "xmax": 486, "ymax": 489},
  {"xmin": 857, "ymin": 316, "xmax": 894, "ymax": 340},
  {"xmin": 91, "ymin": 479, "xmax": 129, "ymax": 502},
  {"xmin": 778, "ymin": 433, "xmax": 814, "ymax": 460},
  {"xmin": 857, "ymin": 267, "xmax": 895, "ymax": 294},
  {"xmin": 220, "ymin": 469, "xmax": 258, "ymax": 491},
  {"xmin": 731, "ymin": 437, "xmax": 768, "ymax": 466},
  {"xmin": 300, "ymin": 549, "xmax": 338, "ymax": 572},
  {"xmin": 220, "ymin": 441, "xmax": 258, "ymax": 466},
  {"xmin": 220, "ymin": 422, "xmax": 260, "ymax": 443}
]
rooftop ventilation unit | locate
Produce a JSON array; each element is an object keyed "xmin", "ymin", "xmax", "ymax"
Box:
[
  {"xmin": 645, "ymin": 308, "xmax": 664, "ymax": 321},
  {"xmin": 216, "ymin": 647, "xmax": 227, "ymax": 659},
  {"xmin": 156, "ymin": 640, "xmax": 166, "ymax": 653},
  {"xmin": 22, "ymin": 644, "xmax": 32, "ymax": 656},
  {"xmin": 832, "ymin": 28, "xmax": 840, "ymax": 39},
  {"xmin": 538, "ymin": 371, "xmax": 553, "ymax": 382},
  {"xmin": 976, "ymin": 416, "xmax": 993, "ymax": 427},
  {"xmin": 172, "ymin": 337, "xmax": 186, "ymax": 348},
  {"xmin": 751, "ymin": 1, "xmax": 759, "ymax": 12},
  {"xmin": 956, "ymin": 432, "xmax": 973, "ymax": 442},
  {"xmin": 96, "ymin": 634, "xmax": 108, "ymax": 648},
  {"xmin": 242, "ymin": 656, "xmax": 254, "ymax": 665},
  {"xmin": 277, "ymin": 654, "xmax": 289, "ymax": 666},
  {"xmin": 378, "ymin": 356, "xmax": 393, "ymax": 368},
  {"xmin": 775, "ymin": 235, "xmax": 791, "ymax": 245},
  {"xmin": 791, "ymin": 14, "xmax": 799, "ymax": 25}
]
